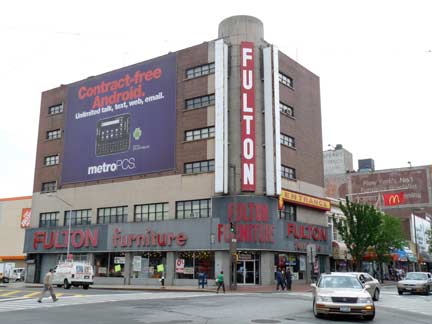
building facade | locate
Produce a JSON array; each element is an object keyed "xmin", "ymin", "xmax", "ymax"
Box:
[
  {"xmin": 0, "ymin": 196, "xmax": 31, "ymax": 268},
  {"xmin": 24, "ymin": 16, "xmax": 331, "ymax": 286},
  {"xmin": 325, "ymin": 156, "xmax": 432, "ymax": 272}
]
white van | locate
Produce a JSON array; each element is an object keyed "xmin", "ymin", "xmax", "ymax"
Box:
[
  {"xmin": 10, "ymin": 268, "xmax": 25, "ymax": 282},
  {"xmin": 52, "ymin": 261, "xmax": 94, "ymax": 289}
]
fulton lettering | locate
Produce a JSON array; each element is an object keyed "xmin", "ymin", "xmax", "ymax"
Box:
[{"xmin": 241, "ymin": 41, "xmax": 256, "ymax": 191}]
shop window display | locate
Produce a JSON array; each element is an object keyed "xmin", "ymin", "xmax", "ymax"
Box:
[
  {"xmin": 176, "ymin": 251, "xmax": 214, "ymax": 279},
  {"xmin": 131, "ymin": 252, "xmax": 166, "ymax": 279}
]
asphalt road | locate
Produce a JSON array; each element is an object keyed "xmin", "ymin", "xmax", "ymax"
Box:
[{"xmin": 0, "ymin": 285, "xmax": 430, "ymax": 324}]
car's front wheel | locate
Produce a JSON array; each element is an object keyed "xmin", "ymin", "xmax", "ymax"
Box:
[
  {"xmin": 64, "ymin": 279, "xmax": 71, "ymax": 289},
  {"xmin": 424, "ymin": 286, "xmax": 430, "ymax": 296},
  {"xmin": 398, "ymin": 289, "xmax": 403, "ymax": 295},
  {"xmin": 364, "ymin": 311, "xmax": 375, "ymax": 321}
]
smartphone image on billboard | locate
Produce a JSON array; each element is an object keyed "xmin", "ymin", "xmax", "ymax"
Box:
[{"xmin": 96, "ymin": 114, "xmax": 130, "ymax": 156}]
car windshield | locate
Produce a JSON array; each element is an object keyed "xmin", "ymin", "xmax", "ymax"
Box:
[
  {"xmin": 319, "ymin": 276, "xmax": 363, "ymax": 289},
  {"xmin": 405, "ymin": 273, "xmax": 427, "ymax": 280}
]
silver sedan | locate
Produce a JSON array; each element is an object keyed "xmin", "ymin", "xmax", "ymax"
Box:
[
  {"xmin": 397, "ymin": 272, "xmax": 432, "ymax": 295},
  {"xmin": 311, "ymin": 273, "xmax": 375, "ymax": 321}
]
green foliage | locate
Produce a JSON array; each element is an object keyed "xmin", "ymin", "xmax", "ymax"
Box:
[
  {"xmin": 335, "ymin": 199, "xmax": 407, "ymax": 276},
  {"xmin": 426, "ymin": 229, "xmax": 432, "ymax": 254},
  {"xmin": 375, "ymin": 214, "xmax": 405, "ymax": 259},
  {"xmin": 335, "ymin": 199, "xmax": 382, "ymax": 271}
]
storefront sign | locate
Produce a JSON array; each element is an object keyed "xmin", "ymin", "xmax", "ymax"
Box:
[
  {"xmin": 33, "ymin": 228, "xmax": 99, "ymax": 250},
  {"xmin": 175, "ymin": 258, "xmax": 185, "ymax": 273},
  {"xmin": 114, "ymin": 256, "xmax": 125, "ymax": 264},
  {"xmin": 218, "ymin": 202, "xmax": 274, "ymax": 243},
  {"xmin": 20, "ymin": 208, "xmax": 31, "ymax": 228},
  {"xmin": 112, "ymin": 228, "xmax": 187, "ymax": 248},
  {"xmin": 286, "ymin": 222, "xmax": 330, "ymax": 254},
  {"xmin": 279, "ymin": 190, "xmax": 330, "ymax": 211},
  {"xmin": 240, "ymin": 41, "xmax": 256, "ymax": 191},
  {"xmin": 133, "ymin": 256, "xmax": 142, "ymax": 272}
]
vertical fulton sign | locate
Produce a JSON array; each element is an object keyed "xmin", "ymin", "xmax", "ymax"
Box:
[{"xmin": 241, "ymin": 42, "xmax": 256, "ymax": 191}]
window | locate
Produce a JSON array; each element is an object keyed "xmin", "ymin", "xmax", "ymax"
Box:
[
  {"xmin": 44, "ymin": 154, "xmax": 59, "ymax": 166},
  {"xmin": 186, "ymin": 63, "xmax": 215, "ymax": 79},
  {"xmin": 279, "ymin": 72, "xmax": 293, "ymax": 88},
  {"xmin": 176, "ymin": 251, "xmax": 215, "ymax": 279},
  {"xmin": 176, "ymin": 199, "xmax": 211, "ymax": 219},
  {"xmin": 280, "ymin": 133, "xmax": 296, "ymax": 148},
  {"xmin": 41, "ymin": 181, "xmax": 57, "ymax": 193},
  {"xmin": 185, "ymin": 126, "xmax": 215, "ymax": 141},
  {"xmin": 46, "ymin": 129, "xmax": 61, "ymax": 140},
  {"xmin": 97, "ymin": 206, "xmax": 128, "ymax": 224},
  {"xmin": 185, "ymin": 94, "xmax": 215, "ymax": 110},
  {"xmin": 64, "ymin": 209, "xmax": 92, "ymax": 226},
  {"xmin": 280, "ymin": 203, "xmax": 296, "ymax": 221},
  {"xmin": 134, "ymin": 203, "xmax": 169, "ymax": 222},
  {"xmin": 39, "ymin": 212, "xmax": 59, "ymax": 227},
  {"xmin": 184, "ymin": 160, "xmax": 215, "ymax": 174},
  {"xmin": 48, "ymin": 103, "xmax": 63, "ymax": 115},
  {"xmin": 281, "ymin": 165, "xmax": 296, "ymax": 180},
  {"xmin": 280, "ymin": 102, "xmax": 294, "ymax": 117}
]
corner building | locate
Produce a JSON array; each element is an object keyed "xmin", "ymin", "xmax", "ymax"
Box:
[{"xmin": 24, "ymin": 16, "xmax": 331, "ymax": 286}]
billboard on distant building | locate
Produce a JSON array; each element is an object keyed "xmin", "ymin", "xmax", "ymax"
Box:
[{"xmin": 62, "ymin": 54, "xmax": 176, "ymax": 184}]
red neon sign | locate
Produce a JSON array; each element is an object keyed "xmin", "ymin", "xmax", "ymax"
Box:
[{"xmin": 240, "ymin": 41, "xmax": 256, "ymax": 191}]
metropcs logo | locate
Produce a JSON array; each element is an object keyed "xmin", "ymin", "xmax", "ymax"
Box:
[
  {"xmin": 87, "ymin": 158, "xmax": 136, "ymax": 175},
  {"xmin": 241, "ymin": 41, "xmax": 256, "ymax": 191}
]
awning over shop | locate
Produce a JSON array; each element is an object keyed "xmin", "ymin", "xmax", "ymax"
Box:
[
  {"xmin": 392, "ymin": 248, "xmax": 417, "ymax": 262},
  {"xmin": 419, "ymin": 252, "xmax": 432, "ymax": 263},
  {"xmin": 332, "ymin": 240, "xmax": 352, "ymax": 260}
]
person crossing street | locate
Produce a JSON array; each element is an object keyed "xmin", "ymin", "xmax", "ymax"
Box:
[{"xmin": 37, "ymin": 269, "xmax": 58, "ymax": 303}]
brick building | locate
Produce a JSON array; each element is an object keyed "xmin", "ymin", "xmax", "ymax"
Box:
[{"xmin": 24, "ymin": 16, "xmax": 331, "ymax": 286}]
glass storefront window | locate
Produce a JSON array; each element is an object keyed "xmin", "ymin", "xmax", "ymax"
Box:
[
  {"xmin": 176, "ymin": 251, "xmax": 214, "ymax": 279},
  {"xmin": 130, "ymin": 252, "xmax": 166, "ymax": 279},
  {"xmin": 95, "ymin": 253, "xmax": 109, "ymax": 277},
  {"xmin": 275, "ymin": 253, "xmax": 304, "ymax": 280}
]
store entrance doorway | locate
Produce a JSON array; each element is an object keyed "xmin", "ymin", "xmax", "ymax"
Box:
[{"xmin": 236, "ymin": 260, "xmax": 256, "ymax": 284}]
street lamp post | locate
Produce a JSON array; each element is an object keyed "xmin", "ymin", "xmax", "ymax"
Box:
[{"xmin": 48, "ymin": 194, "xmax": 73, "ymax": 259}]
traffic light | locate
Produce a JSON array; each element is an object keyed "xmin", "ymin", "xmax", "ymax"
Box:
[{"xmin": 230, "ymin": 222, "xmax": 236, "ymax": 234}]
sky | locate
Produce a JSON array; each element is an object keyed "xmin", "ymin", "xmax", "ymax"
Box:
[{"xmin": 1, "ymin": 0, "xmax": 431, "ymax": 198}]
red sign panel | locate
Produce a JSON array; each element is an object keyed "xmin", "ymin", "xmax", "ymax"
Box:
[
  {"xmin": 240, "ymin": 41, "xmax": 256, "ymax": 191},
  {"xmin": 21, "ymin": 208, "xmax": 31, "ymax": 228},
  {"xmin": 383, "ymin": 192, "xmax": 405, "ymax": 206}
]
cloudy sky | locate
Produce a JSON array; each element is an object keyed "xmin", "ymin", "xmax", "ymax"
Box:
[{"xmin": 1, "ymin": 0, "xmax": 431, "ymax": 198}]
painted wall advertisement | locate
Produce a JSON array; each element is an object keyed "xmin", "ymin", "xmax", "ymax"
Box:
[{"xmin": 62, "ymin": 53, "xmax": 177, "ymax": 184}]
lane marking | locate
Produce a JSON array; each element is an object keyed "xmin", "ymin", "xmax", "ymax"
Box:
[{"xmin": 0, "ymin": 291, "xmax": 22, "ymax": 297}]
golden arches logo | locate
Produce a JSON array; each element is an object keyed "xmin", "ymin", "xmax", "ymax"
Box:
[{"xmin": 388, "ymin": 194, "xmax": 400, "ymax": 205}]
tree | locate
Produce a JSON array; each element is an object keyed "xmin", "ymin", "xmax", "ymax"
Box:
[
  {"xmin": 374, "ymin": 214, "xmax": 405, "ymax": 283},
  {"xmin": 335, "ymin": 199, "xmax": 382, "ymax": 271},
  {"xmin": 426, "ymin": 229, "xmax": 432, "ymax": 254}
]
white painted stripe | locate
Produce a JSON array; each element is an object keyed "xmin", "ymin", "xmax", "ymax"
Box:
[{"xmin": 263, "ymin": 46, "xmax": 274, "ymax": 196}]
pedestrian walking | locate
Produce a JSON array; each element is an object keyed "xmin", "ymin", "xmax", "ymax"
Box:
[
  {"xmin": 216, "ymin": 270, "xmax": 225, "ymax": 293},
  {"xmin": 37, "ymin": 269, "xmax": 58, "ymax": 303},
  {"xmin": 276, "ymin": 268, "xmax": 284, "ymax": 291},
  {"xmin": 285, "ymin": 268, "xmax": 292, "ymax": 291}
]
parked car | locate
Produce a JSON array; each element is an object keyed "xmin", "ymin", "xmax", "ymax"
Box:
[
  {"xmin": 397, "ymin": 272, "xmax": 432, "ymax": 295},
  {"xmin": 52, "ymin": 261, "xmax": 94, "ymax": 289},
  {"xmin": 311, "ymin": 273, "xmax": 375, "ymax": 321},
  {"xmin": 342, "ymin": 272, "xmax": 381, "ymax": 301}
]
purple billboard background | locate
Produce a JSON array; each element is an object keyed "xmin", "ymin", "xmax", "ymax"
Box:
[{"xmin": 62, "ymin": 53, "xmax": 176, "ymax": 184}]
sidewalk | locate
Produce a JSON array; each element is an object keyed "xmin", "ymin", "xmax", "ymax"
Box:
[{"xmin": 7, "ymin": 280, "xmax": 396, "ymax": 294}]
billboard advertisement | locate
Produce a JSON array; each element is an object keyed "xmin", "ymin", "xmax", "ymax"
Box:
[
  {"xmin": 62, "ymin": 53, "xmax": 176, "ymax": 184},
  {"xmin": 350, "ymin": 168, "xmax": 429, "ymax": 205}
]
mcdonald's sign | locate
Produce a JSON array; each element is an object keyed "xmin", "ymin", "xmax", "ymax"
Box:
[{"xmin": 383, "ymin": 192, "xmax": 405, "ymax": 206}]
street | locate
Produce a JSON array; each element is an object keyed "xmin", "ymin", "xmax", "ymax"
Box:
[{"xmin": 0, "ymin": 285, "xmax": 431, "ymax": 324}]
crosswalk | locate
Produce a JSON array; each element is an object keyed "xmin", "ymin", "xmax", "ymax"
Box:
[{"xmin": 0, "ymin": 292, "xmax": 217, "ymax": 313}]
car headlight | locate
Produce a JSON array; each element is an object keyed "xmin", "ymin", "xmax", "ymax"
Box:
[
  {"xmin": 358, "ymin": 297, "xmax": 373, "ymax": 304},
  {"xmin": 316, "ymin": 296, "xmax": 332, "ymax": 302}
]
